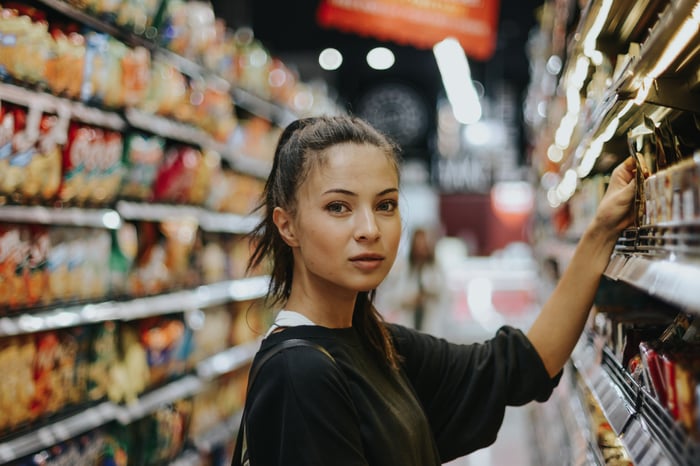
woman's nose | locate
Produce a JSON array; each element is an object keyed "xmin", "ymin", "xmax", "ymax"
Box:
[{"xmin": 354, "ymin": 209, "xmax": 381, "ymax": 241}]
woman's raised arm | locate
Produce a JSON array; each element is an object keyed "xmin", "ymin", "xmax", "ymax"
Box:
[{"xmin": 527, "ymin": 156, "xmax": 640, "ymax": 377}]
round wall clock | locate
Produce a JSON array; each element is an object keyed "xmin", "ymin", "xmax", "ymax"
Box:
[{"xmin": 356, "ymin": 83, "xmax": 429, "ymax": 147}]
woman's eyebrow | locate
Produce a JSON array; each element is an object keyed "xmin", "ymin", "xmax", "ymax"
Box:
[{"xmin": 321, "ymin": 187, "xmax": 398, "ymax": 197}]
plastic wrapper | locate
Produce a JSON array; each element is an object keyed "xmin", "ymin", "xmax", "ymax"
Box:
[
  {"xmin": 120, "ymin": 131, "xmax": 165, "ymax": 201},
  {"xmin": 0, "ymin": 335, "xmax": 36, "ymax": 434}
]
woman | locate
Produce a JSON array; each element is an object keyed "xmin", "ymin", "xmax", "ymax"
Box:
[
  {"xmin": 236, "ymin": 115, "xmax": 638, "ymax": 465},
  {"xmin": 380, "ymin": 227, "xmax": 449, "ymax": 333}
]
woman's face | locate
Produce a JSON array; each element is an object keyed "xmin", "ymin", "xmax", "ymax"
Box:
[{"xmin": 285, "ymin": 142, "xmax": 401, "ymax": 295}]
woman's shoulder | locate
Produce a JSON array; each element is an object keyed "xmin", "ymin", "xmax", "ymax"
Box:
[{"xmin": 250, "ymin": 328, "xmax": 346, "ymax": 391}]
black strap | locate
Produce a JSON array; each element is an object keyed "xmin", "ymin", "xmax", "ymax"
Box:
[{"xmin": 231, "ymin": 338, "xmax": 337, "ymax": 466}]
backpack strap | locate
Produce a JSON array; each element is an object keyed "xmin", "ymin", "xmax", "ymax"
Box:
[{"xmin": 231, "ymin": 338, "xmax": 337, "ymax": 466}]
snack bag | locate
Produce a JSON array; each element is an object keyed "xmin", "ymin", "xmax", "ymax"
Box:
[
  {"xmin": 46, "ymin": 25, "xmax": 86, "ymax": 99},
  {"xmin": 120, "ymin": 131, "xmax": 165, "ymax": 201},
  {"xmin": 21, "ymin": 112, "xmax": 66, "ymax": 202},
  {"xmin": 92, "ymin": 129, "xmax": 125, "ymax": 205}
]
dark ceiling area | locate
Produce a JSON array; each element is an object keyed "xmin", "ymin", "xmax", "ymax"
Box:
[{"xmin": 211, "ymin": 0, "xmax": 546, "ymax": 162}]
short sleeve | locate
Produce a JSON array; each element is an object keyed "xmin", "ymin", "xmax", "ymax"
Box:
[
  {"xmin": 245, "ymin": 346, "xmax": 369, "ymax": 466},
  {"xmin": 389, "ymin": 324, "xmax": 561, "ymax": 461}
]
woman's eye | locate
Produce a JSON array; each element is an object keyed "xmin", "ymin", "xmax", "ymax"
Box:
[
  {"xmin": 378, "ymin": 200, "xmax": 398, "ymax": 212},
  {"xmin": 326, "ymin": 202, "xmax": 348, "ymax": 213}
]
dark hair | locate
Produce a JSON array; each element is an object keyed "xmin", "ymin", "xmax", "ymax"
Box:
[{"xmin": 247, "ymin": 115, "xmax": 401, "ymax": 369}]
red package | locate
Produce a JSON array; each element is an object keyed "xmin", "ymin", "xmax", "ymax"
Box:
[
  {"xmin": 152, "ymin": 145, "xmax": 203, "ymax": 204},
  {"xmin": 662, "ymin": 351, "xmax": 680, "ymax": 419},
  {"xmin": 60, "ymin": 122, "xmax": 97, "ymax": 205},
  {"xmin": 639, "ymin": 341, "xmax": 667, "ymax": 406}
]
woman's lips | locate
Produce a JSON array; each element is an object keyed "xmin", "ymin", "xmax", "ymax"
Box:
[{"xmin": 350, "ymin": 254, "xmax": 384, "ymax": 271}]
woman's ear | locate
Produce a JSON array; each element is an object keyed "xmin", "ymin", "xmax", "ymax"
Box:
[{"xmin": 273, "ymin": 206, "xmax": 299, "ymax": 247}]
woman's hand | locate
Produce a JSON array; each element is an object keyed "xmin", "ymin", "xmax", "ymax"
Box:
[
  {"xmin": 528, "ymin": 156, "xmax": 646, "ymax": 377},
  {"xmin": 590, "ymin": 156, "xmax": 645, "ymax": 239}
]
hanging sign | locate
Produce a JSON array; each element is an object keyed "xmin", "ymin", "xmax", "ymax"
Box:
[{"xmin": 316, "ymin": 0, "xmax": 501, "ymax": 60}]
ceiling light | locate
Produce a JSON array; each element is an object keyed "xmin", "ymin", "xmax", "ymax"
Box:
[
  {"xmin": 433, "ymin": 38, "xmax": 481, "ymax": 125},
  {"xmin": 366, "ymin": 47, "xmax": 395, "ymax": 70},
  {"xmin": 319, "ymin": 48, "xmax": 343, "ymax": 71}
]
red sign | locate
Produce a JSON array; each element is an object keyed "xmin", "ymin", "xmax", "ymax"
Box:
[{"xmin": 316, "ymin": 0, "xmax": 501, "ymax": 60}]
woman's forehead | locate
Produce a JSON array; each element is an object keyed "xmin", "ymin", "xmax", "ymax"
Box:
[{"xmin": 300, "ymin": 144, "xmax": 398, "ymax": 191}]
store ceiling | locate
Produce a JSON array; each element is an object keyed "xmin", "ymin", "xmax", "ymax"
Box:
[{"xmin": 212, "ymin": 0, "xmax": 546, "ymax": 161}]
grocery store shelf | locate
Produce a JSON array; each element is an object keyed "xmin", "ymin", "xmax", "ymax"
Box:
[
  {"xmin": 35, "ymin": 0, "xmax": 156, "ymax": 49},
  {"xmin": 565, "ymin": 381, "xmax": 605, "ymax": 466},
  {"xmin": 116, "ymin": 201, "xmax": 202, "ymax": 223},
  {"xmin": 224, "ymin": 152, "xmax": 273, "ymax": 180},
  {"xmin": 0, "ymin": 401, "xmax": 116, "ymax": 464},
  {"xmin": 572, "ymin": 337, "xmax": 699, "ymax": 465},
  {"xmin": 116, "ymin": 201, "xmax": 261, "ymax": 234},
  {"xmin": 33, "ymin": 0, "xmax": 298, "ymax": 128},
  {"xmin": 0, "ymin": 205, "xmax": 122, "ymax": 229},
  {"xmin": 0, "ymin": 82, "xmax": 126, "ymax": 130},
  {"xmin": 0, "ymin": 277, "xmax": 269, "ymax": 336},
  {"xmin": 603, "ymin": 254, "xmax": 700, "ymax": 314},
  {"xmin": 197, "ymin": 339, "xmax": 260, "ymax": 380},
  {"xmin": 233, "ymin": 88, "xmax": 298, "ymax": 127},
  {"xmin": 617, "ymin": 0, "xmax": 700, "ymax": 98},
  {"xmin": 192, "ymin": 410, "xmax": 244, "ymax": 453},
  {"xmin": 124, "ymin": 108, "xmax": 227, "ymax": 153},
  {"xmin": 113, "ymin": 375, "xmax": 203, "ymax": 425}
]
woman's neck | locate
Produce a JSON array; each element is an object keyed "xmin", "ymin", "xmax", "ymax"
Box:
[{"xmin": 285, "ymin": 287, "xmax": 356, "ymax": 328}]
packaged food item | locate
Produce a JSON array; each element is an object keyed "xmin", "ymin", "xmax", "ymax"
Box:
[
  {"xmin": 31, "ymin": 330, "xmax": 62, "ymax": 419},
  {"xmin": 188, "ymin": 305, "xmax": 232, "ymax": 365},
  {"xmin": 0, "ymin": 102, "xmax": 15, "ymax": 197},
  {"xmin": 0, "ymin": 225, "xmax": 24, "ymax": 311},
  {"xmin": 81, "ymin": 31, "xmax": 117, "ymax": 107},
  {"xmin": 206, "ymin": 169, "xmax": 264, "ymax": 215},
  {"xmin": 0, "ymin": 335, "xmax": 36, "ymax": 434},
  {"xmin": 91, "ymin": 129, "xmax": 125, "ymax": 205},
  {"xmin": 81, "ymin": 228, "xmax": 112, "ymax": 300},
  {"xmin": 119, "ymin": 45, "xmax": 151, "ymax": 108},
  {"xmin": 161, "ymin": 217, "xmax": 200, "ymax": 288},
  {"xmin": 137, "ymin": 60, "xmax": 188, "ymax": 117},
  {"xmin": 136, "ymin": 400, "xmax": 193, "ymax": 464},
  {"xmin": 200, "ymin": 233, "xmax": 226, "ymax": 284},
  {"xmin": 674, "ymin": 353, "xmax": 700, "ymax": 437},
  {"xmin": 87, "ymin": 321, "xmax": 119, "ymax": 401},
  {"xmin": 59, "ymin": 122, "xmax": 96, "ymax": 205},
  {"xmin": 26, "ymin": 225, "xmax": 50, "ymax": 308},
  {"xmin": 139, "ymin": 316, "xmax": 187, "ymax": 387},
  {"xmin": 109, "ymin": 222, "xmax": 138, "ymax": 297},
  {"xmin": 128, "ymin": 221, "xmax": 168, "ymax": 296},
  {"xmin": 152, "ymin": 144, "xmax": 211, "ymax": 205},
  {"xmin": 0, "ymin": 5, "xmax": 51, "ymax": 85},
  {"xmin": 46, "ymin": 24, "xmax": 86, "ymax": 99},
  {"xmin": 120, "ymin": 131, "xmax": 165, "ymax": 201},
  {"xmin": 116, "ymin": 0, "xmax": 164, "ymax": 33},
  {"xmin": 196, "ymin": 85, "xmax": 237, "ymax": 143},
  {"xmin": 108, "ymin": 322, "xmax": 148, "ymax": 404},
  {"xmin": 26, "ymin": 112, "xmax": 66, "ymax": 202},
  {"xmin": 3, "ymin": 225, "xmax": 31, "ymax": 311},
  {"xmin": 159, "ymin": 0, "xmax": 216, "ymax": 60},
  {"xmin": 1, "ymin": 104, "xmax": 42, "ymax": 201}
]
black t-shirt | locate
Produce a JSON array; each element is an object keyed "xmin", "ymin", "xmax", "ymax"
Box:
[{"xmin": 242, "ymin": 324, "xmax": 560, "ymax": 465}]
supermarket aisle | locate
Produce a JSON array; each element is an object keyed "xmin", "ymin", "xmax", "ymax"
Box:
[
  {"xmin": 434, "ymin": 255, "xmax": 543, "ymax": 466},
  {"xmin": 444, "ymin": 406, "xmax": 536, "ymax": 466}
]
